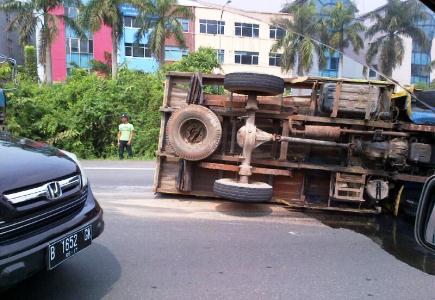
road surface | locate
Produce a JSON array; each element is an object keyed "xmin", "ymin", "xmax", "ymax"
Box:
[{"xmin": 3, "ymin": 160, "xmax": 435, "ymax": 300}]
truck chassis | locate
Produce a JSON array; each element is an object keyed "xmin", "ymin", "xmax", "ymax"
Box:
[{"xmin": 153, "ymin": 72, "xmax": 435, "ymax": 214}]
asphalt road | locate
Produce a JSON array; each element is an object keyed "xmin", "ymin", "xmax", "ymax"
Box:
[{"xmin": 3, "ymin": 160, "xmax": 435, "ymax": 299}]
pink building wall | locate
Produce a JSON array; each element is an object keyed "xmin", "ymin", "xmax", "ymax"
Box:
[
  {"xmin": 49, "ymin": 6, "xmax": 113, "ymax": 81},
  {"xmin": 50, "ymin": 7, "xmax": 67, "ymax": 82},
  {"xmin": 93, "ymin": 25, "xmax": 113, "ymax": 63}
]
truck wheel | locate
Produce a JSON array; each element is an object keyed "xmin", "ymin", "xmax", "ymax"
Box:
[
  {"xmin": 224, "ymin": 73, "xmax": 285, "ymax": 96},
  {"xmin": 167, "ymin": 105, "xmax": 222, "ymax": 161},
  {"xmin": 214, "ymin": 178, "xmax": 273, "ymax": 202}
]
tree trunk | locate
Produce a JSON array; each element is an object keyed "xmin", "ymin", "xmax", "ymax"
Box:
[
  {"xmin": 338, "ymin": 53, "xmax": 344, "ymax": 78},
  {"xmin": 111, "ymin": 32, "xmax": 118, "ymax": 79},
  {"xmin": 296, "ymin": 54, "xmax": 303, "ymax": 76},
  {"xmin": 45, "ymin": 44, "xmax": 53, "ymax": 84},
  {"xmin": 159, "ymin": 44, "xmax": 165, "ymax": 67}
]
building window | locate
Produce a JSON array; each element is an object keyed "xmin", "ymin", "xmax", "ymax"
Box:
[
  {"xmin": 165, "ymin": 47, "xmax": 189, "ymax": 61},
  {"xmin": 65, "ymin": 7, "xmax": 79, "ymax": 19},
  {"xmin": 123, "ymin": 16, "xmax": 141, "ymax": 28},
  {"xmin": 216, "ymin": 49, "xmax": 224, "ymax": 63},
  {"xmin": 235, "ymin": 23, "xmax": 259, "ymax": 38},
  {"xmin": 67, "ymin": 38, "xmax": 93, "ymax": 54},
  {"xmin": 329, "ymin": 57, "xmax": 339, "ymax": 71},
  {"xmin": 199, "ymin": 19, "xmax": 225, "ymax": 35},
  {"xmin": 125, "ymin": 43, "xmax": 151, "ymax": 58},
  {"xmin": 269, "ymin": 26, "xmax": 285, "ymax": 39},
  {"xmin": 69, "ymin": 38, "xmax": 79, "ymax": 53},
  {"xmin": 178, "ymin": 18, "xmax": 189, "ymax": 32},
  {"xmin": 269, "ymin": 53, "xmax": 281, "ymax": 66},
  {"xmin": 368, "ymin": 69, "xmax": 377, "ymax": 78},
  {"xmin": 411, "ymin": 75, "xmax": 430, "ymax": 84},
  {"xmin": 235, "ymin": 51, "xmax": 259, "ymax": 65}
]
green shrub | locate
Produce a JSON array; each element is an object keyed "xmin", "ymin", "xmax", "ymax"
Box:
[
  {"xmin": 24, "ymin": 45, "xmax": 38, "ymax": 81},
  {"xmin": 6, "ymin": 48, "xmax": 226, "ymax": 159},
  {"xmin": 6, "ymin": 68, "xmax": 163, "ymax": 159}
]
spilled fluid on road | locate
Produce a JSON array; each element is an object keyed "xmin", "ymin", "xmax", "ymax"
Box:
[{"xmin": 308, "ymin": 212, "xmax": 435, "ymax": 275}]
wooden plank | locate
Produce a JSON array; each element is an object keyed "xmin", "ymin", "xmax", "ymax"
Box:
[
  {"xmin": 278, "ymin": 201, "xmax": 380, "ymax": 214},
  {"xmin": 198, "ymin": 162, "xmax": 292, "ymax": 176},
  {"xmin": 210, "ymin": 154, "xmax": 390, "ymax": 177},
  {"xmin": 153, "ymin": 77, "xmax": 172, "ymax": 192},
  {"xmin": 331, "ymin": 81, "xmax": 342, "ymax": 118},
  {"xmin": 279, "ymin": 119, "xmax": 290, "ymax": 161},
  {"xmin": 309, "ymin": 82, "xmax": 317, "ymax": 116},
  {"xmin": 336, "ymin": 187, "xmax": 363, "ymax": 192},
  {"xmin": 393, "ymin": 173, "xmax": 428, "ymax": 183},
  {"xmin": 399, "ymin": 123, "xmax": 435, "ymax": 133}
]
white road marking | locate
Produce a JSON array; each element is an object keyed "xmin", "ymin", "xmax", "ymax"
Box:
[{"xmin": 84, "ymin": 167, "xmax": 155, "ymax": 171}]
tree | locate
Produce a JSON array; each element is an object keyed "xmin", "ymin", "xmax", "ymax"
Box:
[
  {"xmin": 0, "ymin": 0, "xmax": 83, "ymax": 83},
  {"xmin": 80, "ymin": 0, "xmax": 130, "ymax": 79},
  {"xmin": 164, "ymin": 47, "xmax": 221, "ymax": 73},
  {"xmin": 134, "ymin": 0, "xmax": 193, "ymax": 65},
  {"xmin": 272, "ymin": 1, "xmax": 326, "ymax": 76},
  {"xmin": 322, "ymin": 1, "xmax": 365, "ymax": 77},
  {"xmin": 24, "ymin": 45, "xmax": 38, "ymax": 81},
  {"xmin": 366, "ymin": 0, "xmax": 429, "ymax": 78}
]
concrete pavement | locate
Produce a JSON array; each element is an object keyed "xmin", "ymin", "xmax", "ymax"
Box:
[{"xmin": 3, "ymin": 160, "xmax": 435, "ymax": 300}]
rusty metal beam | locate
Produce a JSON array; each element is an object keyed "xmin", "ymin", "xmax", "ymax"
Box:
[{"xmin": 199, "ymin": 162, "xmax": 292, "ymax": 177}]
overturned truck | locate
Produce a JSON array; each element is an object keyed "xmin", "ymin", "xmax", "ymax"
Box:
[{"xmin": 153, "ymin": 72, "xmax": 435, "ymax": 214}]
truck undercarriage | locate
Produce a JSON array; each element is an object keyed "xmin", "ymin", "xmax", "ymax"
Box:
[{"xmin": 153, "ymin": 72, "xmax": 435, "ymax": 214}]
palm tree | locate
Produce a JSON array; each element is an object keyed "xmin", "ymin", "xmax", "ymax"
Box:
[
  {"xmin": 0, "ymin": 0, "xmax": 83, "ymax": 83},
  {"xmin": 365, "ymin": 0, "xmax": 429, "ymax": 78},
  {"xmin": 80, "ymin": 0, "xmax": 131, "ymax": 79},
  {"xmin": 272, "ymin": 1, "xmax": 326, "ymax": 76},
  {"xmin": 134, "ymin": 0, "xmax": 193, "ymax": 65},
  {"xmin": 322, "ymin": 1, "xmax": 365, "ymax": 77}
]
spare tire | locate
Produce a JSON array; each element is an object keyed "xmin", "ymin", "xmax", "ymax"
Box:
[
  {"xmin": 167, "ymin": 105, "xmax": 222, "ymax": 161},
  {"xmin": 224, "ymin": 73, "xmax": 285, "ymax": 96},
  {"xmin": 214, "ymin": 178, "xmax": 273, "ymax": 203}
]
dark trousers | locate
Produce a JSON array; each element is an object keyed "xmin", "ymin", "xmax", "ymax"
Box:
[{"xmin": 119, "ymin": 140, "xmax": 133, "ymax": 159}]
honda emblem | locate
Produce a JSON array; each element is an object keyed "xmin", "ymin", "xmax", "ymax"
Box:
[{"xmin": 46, "ymin": 181, "xmax": 62, "ymax": 200}]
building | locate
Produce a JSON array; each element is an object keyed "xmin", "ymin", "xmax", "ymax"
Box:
[
  {"xmin": 118, "ymin": 3, "xmax": 194, "ymax": 73},
  {"xmin": 357, "ymin": 3, "xmax": 435, "ymax": 86},
  {"xmin": 0, "ymin": 0, "xmax": 24, "ymax": 63},
  {"xmin": 282, "ymin": 0, "xmax": 353, "ymax": 78},
  {"xmin": 192, "ymin": 1, "xmax": 291, "ymax": 77},
  {"xmin": 41, "ymin": 0, "xmax": 290, "ymax": 81},
  {"xmin": 47, "ymin": 1, "xmax": 195, "ymax": 81},
  {"xmin": 285, "ymin": 0, "xmax": 435, "ymax": 85}
]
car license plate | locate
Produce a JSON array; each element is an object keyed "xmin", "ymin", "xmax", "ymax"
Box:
[{"xmin": 47, "ymin": 225, "xmax": 92, "ymax": 270}]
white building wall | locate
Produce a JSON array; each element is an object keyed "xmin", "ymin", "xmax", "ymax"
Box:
[
  {"xmin": 194, "ymin": 7, "xmax": 292, "ymax": 77},
  {"xmin": 391, "ymin": 37, "xmax": 413, "ymax": 86}
]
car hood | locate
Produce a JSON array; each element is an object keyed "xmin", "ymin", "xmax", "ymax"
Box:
[{"xmin": 0, "ymin": 133, "xmax": 78, "ymax": 195}]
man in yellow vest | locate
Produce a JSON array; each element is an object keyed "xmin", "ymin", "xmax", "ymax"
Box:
[{"xmin": 117, "ymin": 113, "xmax": 134, "ymax": 159}]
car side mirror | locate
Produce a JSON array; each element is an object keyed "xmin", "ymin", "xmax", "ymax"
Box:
[
  {"xmin": 415, "ymin": 175, "xmax": 435, "ymax": 253},
  {"xmin": 0, "ymin": 89, "xmax": 6, "ymax": 127}
]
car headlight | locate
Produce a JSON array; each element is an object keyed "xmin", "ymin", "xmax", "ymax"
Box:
[{"xmin": 62, "ymin": 150, "xmax": 88, "ymax": 188}]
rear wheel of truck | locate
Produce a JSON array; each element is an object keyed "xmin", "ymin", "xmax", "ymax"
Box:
[
  {"xmin": 213, "ymin": 178, "xmax": 273, "ymax": 202},
  {"xmin": 167, "ymin": 105, "xmax": 222, "ymax": 161},
  {"xmin": 224, "ymin": 73, "xmax": 285, "ymax": 96}
]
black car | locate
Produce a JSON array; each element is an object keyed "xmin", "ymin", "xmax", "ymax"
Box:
[{"xmin": 0, "ymin": 132, "xmax": 104, "ymax": 289}]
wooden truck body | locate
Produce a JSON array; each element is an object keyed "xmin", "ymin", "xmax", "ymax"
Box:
[{"xmin": 153, "ymin": 72, "xmax": 435, "ymax": 214}]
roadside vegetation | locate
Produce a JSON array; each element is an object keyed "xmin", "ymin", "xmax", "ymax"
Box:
[{"xmin": 1, "ymin": 47, "xmax": 219, "ymax": 159}]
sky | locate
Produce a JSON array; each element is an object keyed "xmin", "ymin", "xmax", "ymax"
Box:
[{"xmin": 203, "ymin": 0, "xmax": 388, "ymax": 15}]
